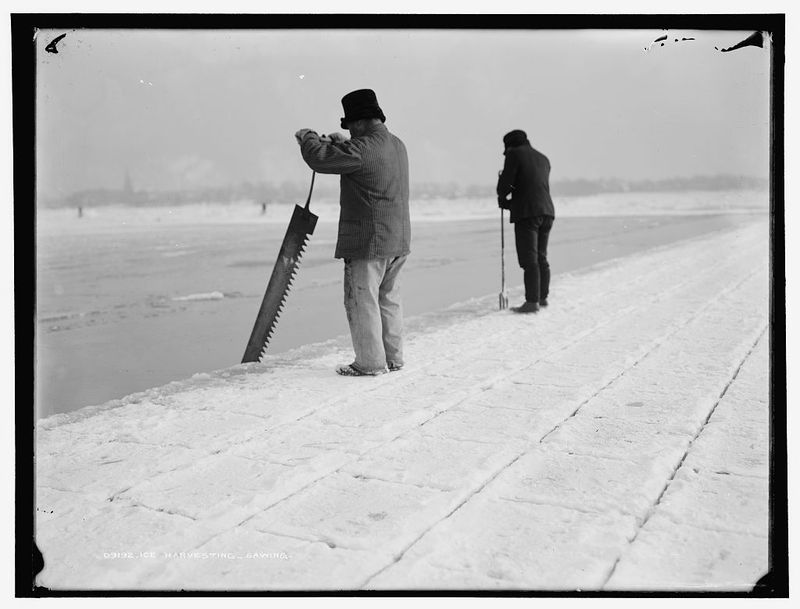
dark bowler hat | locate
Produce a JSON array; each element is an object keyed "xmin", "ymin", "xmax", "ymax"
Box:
[
  {"xmin": 340, "ymin": 88, "xmax": 386, "ymax": 129},
  {"xmin": 503, "ymin": 129, "xmax": 529, "ymax": 148}
]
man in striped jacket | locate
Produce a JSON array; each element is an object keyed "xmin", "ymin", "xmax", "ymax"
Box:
[{"xmin": 295, "ymin": 89, "xmax": 411, "ymax": 376}]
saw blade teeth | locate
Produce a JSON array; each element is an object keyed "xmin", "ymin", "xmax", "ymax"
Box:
[{"xmin": 245, "ymin": 225, "xmax": 312, "ymax": 362}]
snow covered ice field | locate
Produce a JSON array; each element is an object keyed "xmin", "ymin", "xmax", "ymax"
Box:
[{"xmin": 34, "ymin": 190, "xmax": 772, "ymax": 591}]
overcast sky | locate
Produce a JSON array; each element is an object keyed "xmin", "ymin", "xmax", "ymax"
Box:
[{"xmin": 35, "ymin": 27, "xmax": 771, "ymax": 197}]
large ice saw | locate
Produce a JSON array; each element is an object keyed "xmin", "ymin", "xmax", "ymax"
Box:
[{"xmin": 241, "ymin": 172, "xmax": 319, "ymax": 363}]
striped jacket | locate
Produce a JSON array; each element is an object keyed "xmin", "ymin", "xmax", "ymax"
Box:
[{"xmin": 300, "ymin": 123, "xmax": 411, "ymax": 259}]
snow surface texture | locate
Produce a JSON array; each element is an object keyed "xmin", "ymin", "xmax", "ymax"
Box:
[{"xmin": 35, "ymin": 220, "xmax": 770, "ymax": 591}]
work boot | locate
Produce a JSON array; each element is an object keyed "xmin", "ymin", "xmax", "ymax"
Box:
[
  {"xmin": 539, "ymin": 298, "xmax": 548, "ymax": 307},
  {"xmin": 511, "ymin": 301, "xmax": 540, "ymax": 314}
]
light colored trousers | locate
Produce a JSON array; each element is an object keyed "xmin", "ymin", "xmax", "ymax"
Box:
[{"xmin": 343, "ymin": 255, "xmax": 408, "ymax": 373}]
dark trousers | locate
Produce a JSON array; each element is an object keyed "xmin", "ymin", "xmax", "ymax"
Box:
[{"xmin": 514, "ymin": 215, "xmax": 554, "ymax": 304}]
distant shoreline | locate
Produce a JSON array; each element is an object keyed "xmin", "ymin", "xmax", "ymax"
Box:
[
  {"xmin": 35, "ymin": 189, "xmax": 770, "ymax": 234},
  {"xmin": 37, "ymin": 175, "xmax": 769, "ymax": 208},
  {"xmin": 38, "ymin": 180, "xmax": 769, "ymax": 211}
]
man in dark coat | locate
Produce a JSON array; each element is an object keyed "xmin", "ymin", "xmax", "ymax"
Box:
[
  {"xmin": 295, "ymin": 89, "xmax": 411, "ymax": 376},
  {"xmin": 497, "ymin": 129, "xmax": 555, "ymax": 314}
]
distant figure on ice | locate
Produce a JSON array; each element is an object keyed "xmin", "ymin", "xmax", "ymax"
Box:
[
  {"xmin": 77, "ymin": 206, "xmax": 83, "ymax": 218},
  {"xmin": 261, "ymin": 202, "xmax": 267, "ymax": 215},
  {"xmin": 295, "ymin": 88, "xmax": 411, "ymax": 376},
  {"xmin": 497, "ymin": 129, "xmax": 555, "ymax": 313}
]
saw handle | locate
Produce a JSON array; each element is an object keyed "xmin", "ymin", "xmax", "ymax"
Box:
[{"xmin": 304, "ymin": 171, "xmax": 316, "ymax": 211}]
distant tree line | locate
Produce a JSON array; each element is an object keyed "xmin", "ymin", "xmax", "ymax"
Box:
[
  {"xmin": 412, "ymin": 175, "xmax": 768, "ymax": 199},
  {"xmin": 44, "ymin": 174, "xmax": 768, "ymax": 209},
  {"xmin": 55, "ymin": 180, "xmax": 341, "ymax": 209},
  {"xmin": 551, "ymin": 175, "xmax": 769, "ymax": 197}
]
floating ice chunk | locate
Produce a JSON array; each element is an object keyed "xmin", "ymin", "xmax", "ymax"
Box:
[{"xmin": 172, "ymin": 291, "xmax": 225, "ymax": 302}]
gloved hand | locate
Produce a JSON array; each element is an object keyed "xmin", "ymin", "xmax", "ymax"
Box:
[
  {"xmin": 294, "ymin": 128, "xmax": 316, "ymax": 144},
  {"xmin": 328, "ymin": 132, "xmax": 348, "ymax": 143},
  {"xmin": 498, "ymin": 195, "xmax": 511, "ymax": 210}
]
